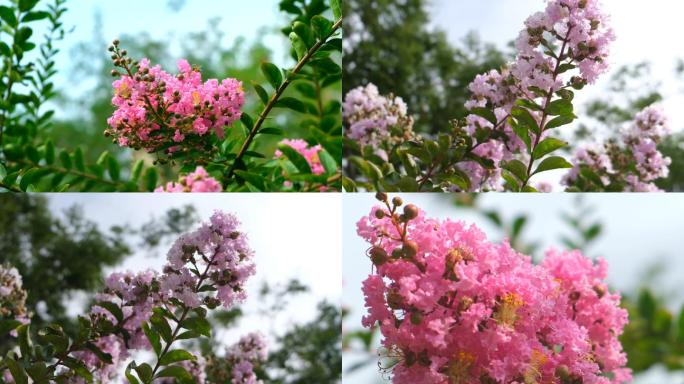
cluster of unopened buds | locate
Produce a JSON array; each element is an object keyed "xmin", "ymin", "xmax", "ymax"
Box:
[
  {"xmin": 71, "ymin": 211, "xmax": 256, "ymax": 382},
  {"xmin": 106, "ymin": 39, "xmax": 245, "ymax": 158},
  {"xmin": 359, "ymin": 196, "xmax": 631, "ymax": 383},
  {"xmin": 155, "ymin": 166, "xmax": 223, "ymax": 192},
  {"xmin": 563, "ymin": 105, "xmax": 672, "ymax": 191},
  {"xmin": 343, "ymin": 83, "xmax": 415, "ymax": 158}
]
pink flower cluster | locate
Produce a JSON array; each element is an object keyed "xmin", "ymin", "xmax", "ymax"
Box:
[
  {"xmin": 107, "ymin": 57, "xmax": 244, "ymax": 153},
  {"xmin": 459, "ymin": 0, "xmax": 615, "ymax": 190},
  {"xmin": 276, "ymin": 139, "xmax": 326, "ymax": 176},
  {"xmin": 358, "ymin": 202, "xmax": 630, "ymax": 383},
  {"xmin": 563, "ymin": 106, "xmax": 671, "ymax": 192},
  {"xmin": 225, "ymin": 332, "xmax": 268, "ymax": 384},
  {"xmin": 343, "ymin": 83, "xmax": 415, "ymax": 152},
  {"xmin": 155, "ymin": 166, "xmax": 223, "ymax": 192},
  {"xmin": 0, "ymin": 264, "xmax": 29, "ymax": 327},
  {"xmin": 76, "ymin": 211, "xmax": 255, "ymax": 381}
]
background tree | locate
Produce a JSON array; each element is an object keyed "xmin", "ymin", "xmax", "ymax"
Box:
[{"xmin": 343, "ymin": 0, "xmax": 507, "ymax": 134}]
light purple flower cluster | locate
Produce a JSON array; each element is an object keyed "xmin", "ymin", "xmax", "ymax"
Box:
[
  {"xmin": 225, "ymin": 332, "xmax": 268, "ymax": 384},
  {"xmin": 563, "ymin": 106, "xmax": 671, "ymax": 191},
  {"xmin": 0, "ymin": 264, "xmax": 29, "ymax": 327},
  {"xmin": 460, "ymin": 0, "xmax": 615, "ymax": 190},
  {"xmin": 343, "ymin": 83, "xmax": 415, "ymax": 152},
  {"xmin": 76, "ymin": 211, "xmax": 255, "ymax": 381}
]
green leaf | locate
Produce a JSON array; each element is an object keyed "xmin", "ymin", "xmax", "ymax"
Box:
[
  {"xmin": 275, "ymin": 97, "xmax": 307, "ymax": 113},
  {"xmin": 289, "ymin": 32, "xmax": 308, "ymax": 60},
  {"xmin": 638, "ymin": 289, "xmax": 656, "ymax": 321},
  {"xmin": 125, "ymin": 362, "xmax": 141, "ymax": 384},
  {"xmin": 131, "ymin": 160, "xmax": 144, "ymax": 182},
  {"xmin": 14, "ymin": 27, "xmax": 33, "ymax": 44},
  {"xmin": 0, "ymin": 6, "xmax": 18, "ymax": 27},
  {"xmin": 85, "ymin": 342, "xmax": 113, "ymax": 364},
  {"xmin": 0, "ymin": 319, "xmax": 22, "ymax": 337},
  {"xmin": 277, "ymin": 143, "xmax": 313, "ymax": 174},
  {"xmin": 0, "ymin": 163, "xmax": 6, "ymax": 182},
  {"xmin": 59, "ymin": 150, "xmax": 72, "ymax": 169},
  {"xmin": 107, "ymin": 155, "xmax": 120, "ymax": 181},
  {"xmin": 292, "ymin": 21, "xmax": 314, "ymax": 47},
  {"xmin": 74, "ymin": 147, "xmax": 86, "ymax": 172},
  {"xmin": 311, "ymin": 15, "xmax": 333, "ymax": 39},
  {"xmin": 533, "ymin": 156, "xmax": 573, "ymax": 175},
  {"xmin": 511, "ymin": 216, "xmax": 527, "ymax": 239},
  {"xmin": 258, "ymin": 127, "xmax": 283, "ymax": 136},
  {"xmin": 150, "ymin": 312, "xmax": 172, "ymax": 343},
  {"xmin": 62, "ymin": 357, "xmax": 93, "ymax": 383},
  {"xmin": 17, "ymin": 324, "xmax": 31, "ymax": 357},
  {"xmin": 143, "ymin": 167, "xmax": 159, "ymax": 192},
  {"xmin": 511, "ymin": 107, "xmax": 540, "ymax": 135},
  {"xmin": 252, "ymin": 82, "xmax": 270, "ymax": 105},
  {"xmin": 240, "ymin": 112, "xmax": 254, "ymax": 129},
  {"xmin": 134, "ymin": 362, "xmax": 153, "ymax": 383},
  {"xmin": 18, "ymin": 0, "xmax": 40, "ymax": 12},
  {"xmin": 142, "ymin": 322, "xmax": 161, "ymax": 357},
  {"xmin": 318, "ymin": 149, "xmax": 338, "ymax": 175},
  {"xmin": 532, "ymin": 138, "xmax": 567, "ymax": 160},
  {"xmin": 546, "ymin": 99, "xmax": 574, "ymax": 116},
  {"xmin": 159, "ymin": 350, "xmax": 196, "ymax": 366},
  {"xmin": 677, "ymin": 306, "xmax": 684, "ymax": 342},
  {"xmin": 545, "ymin": 114, "xmax": 576, "ymax": 130},
  {"xmin": 329, "ymin": 0, "xmax": 342, "ymax": 20},
  {"xmin": 261, "ymin": 62, "xmax": 283, "ymax": 90},
  {"xmin": 470, "ymin": 107, "xmax": 498, "ymax": 126},
  {"xmin": 0, "ymin": 42, "xmax": 11, "ymax": 56},
  {"xmin": 501, "ymin": 160, "xmax": 529, "ymax": 183},
  {"xmin": 509, "ymin": 118, "xmax": 531, "ymax": 151},
  {"xmin": 181, "ymin": 316, "xmax": 211, "ymax": 338},
  {"xmin": 96, "ymin": 301, "xmax": 124, "ymax": 323},
  {"xmin": 21, "ymin": 11, "xmax": 49, "ymax": 22},
  {"xmin": 45, "ymin": 141, "xmax": 55, "ymax": 164},
  {"xmin": 155, "ymin": 365, "xmax": 193, "ymax": 382},
  {"xmin": 5, "ymin": 359, "xmax": 28, "ymax": 384}
]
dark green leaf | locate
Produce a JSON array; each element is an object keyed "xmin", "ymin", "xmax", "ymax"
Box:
[
  {"xmin": 0, "ymin": 6, "xmax": 18, "ymax": 27},
  {"xmin": 150, "ymin": 312, "xmax": 172, "ymax": 343},
  {"xmin": 311, "ymin": 15, "xmax": 333, "ymax": 39},
  {"xmin": 252, "ymin": 82, "xmax": 269, "ymax": 105},
  {"xmin": 155, "ymin": 365, "xmax": 193, "ymax": 382},
  {"xmin": 107, "ymin": 156, "xmax": 120, "ymax": 181},
  {"xmin": 318, "ymin": 149, "xmax": 337, "ymax": 175},
  {"xmin": 134, "ymin": 362, "xmax": 153, "ymax": 383},
  {"xmin": 143, "ymin": 168, "xmax": 159, "ymax": 192},
  {"xmin": 470, "ymin": 107, "xmax": 497, "ymax": 126},
  {"xmin": 533, "ymin": 156, "xmax": 573, "ymax": 175},
  {"xmin": 5, "ymin": 359, "xmax": 28, "ymax": 384},
  {"xmin": 18, "ymin": 0, "xmax": 40, "ymax": 12},
  {"xmin": 0, "ymin": 319, "xmax": 21, "ymax": 337},
  {"xmin": 329, "ymin": 0, "xmax": 342, "ymax": 20},
  {"xmin": 181, "ymin": 316, "xmax": 211, "ymax": 338},
  {"xmin": 275, "ymin": 97, "xmax": 307, "ymax": 113},
  {"xmin": 261, "ymin": 62, "xmax": 282, "ymax": 90},
  {"xmin": 159, "ymin": 350, "xmax": 196, "ymax": 366},
  {"xmin": 277, "ymin": 143, "xmax": 312, "ymax": 174},
  {"xmin": 258, "ymin": 127, "xmax": 283, "ymax": 136},
  {"xmin": 545, "ymin": 114, "xmax": 576, "ymax": 130},
  {"xmin": 96, "ymin": 301, "xmax": 124, "ymax": 323},
  {"xmin": 240, "ymin": 112, "xmax": 254, "ymax": 129},
  {"xmin": 21, "ymin": 11, "xmax": 49, "ymax": 22},
  {"xmin": 532, "ymin": 138, "xmax": 567, "ymax": 160},
  {"xmin": 546, "ymin": 99, "xmax": 573, "ymax": 116},
  {"xmin": 142, "ymin": 322, "xmax": 161, "ymax": 357},
  {"xmin": 511, "ymin": 107, "xmax": 540, "ymax": 135},
  {"xmin": 501, "ymin": 160, "xmax": 529, "ymax": 183}
]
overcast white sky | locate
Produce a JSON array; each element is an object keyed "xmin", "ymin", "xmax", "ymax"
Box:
[
  {"xmin": 45, "ymin": 193, "xmax": 341, "ymax": 363},
  {"xmin": 343, "ymin": 193, "xmax": 684, "ymax": 384}
]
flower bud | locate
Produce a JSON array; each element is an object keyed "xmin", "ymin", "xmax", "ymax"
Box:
[
  {"xmin": 112, "ymin": 39, "xmax": 120, "ymax": 46},
  {"xmin": 410, "ymin": 310, "xmax": 423, "ymax": 325},
  {"xmin": 569, "ymin": 291, "xmax": 581, "ymax": 301},
  {"xmin": 391, "ymin": 248, "xmax": 404, "ymax": 260},
  {"xmin": 387, "ymin": 289, "xmax": 405, "ymax": 310},
  {"xmin": 369, "ymin": 247, "xmax": 389, "ymax": 266},
  {"xmin": 402, "ymin": 241, "xmax": 418, "ymax": 259},
  {"xmin": 229, "ymin": 231, "xmax": 240, "ymax": 239},
  {"xmin": 374, "ymin": 209, "xmax": 385, "ymax": 219},
  {"xmin": 403, "ymin": 204, "xmax": 419, "ymax": 220},
  {"xmin": 375, "ymin": 192, "xmax": 388, "ymax": 202},
  {"xmin": 392, "ymin": 197, "xmax": 403, "ymax": 207},
  {"xmin": 593, "ymin": 285, "xmax": 606, "ymax": 298}
]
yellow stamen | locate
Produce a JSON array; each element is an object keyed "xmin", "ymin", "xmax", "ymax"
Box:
[
  {"xmin": 523, "ymin": 350, "xmax": 548, "ymax": 384},
  {"xmin": 444, "ymin": 352, "xmax": 474, "ymax": 384},
  {"xmin": 495, "ymin": 293, "xmax": 524, "ymax": 327},
  {"xmin": 116, "ymin": 81, "xmax": 131, "ymax": 99}
]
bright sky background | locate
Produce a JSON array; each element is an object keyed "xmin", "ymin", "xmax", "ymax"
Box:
[
  {"xmin": 426, "ymin": 0, "xmax": 684, "ymax": 187},
  {"xmin": 31, "ymin": 0, "xmax": 289, "ymax": 110},
  {"xmin": 343, "ymin": 193, "xmax": 684, "ymax": 384},
  {"xmin": 44, "ymin": 193, "xmax": 341, "ymax": 375}
]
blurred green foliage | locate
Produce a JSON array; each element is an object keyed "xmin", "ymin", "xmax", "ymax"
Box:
[{"xmin": 342, "ymin": 0, "xmax": 507, "ymax": 134}]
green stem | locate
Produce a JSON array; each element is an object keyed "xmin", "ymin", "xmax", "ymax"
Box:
[
  {"xmin": 225, "ymin": 17, "xmax": 344, "ymax": 181},
  {"xmin": 521, "ymin": 31, "xmax": 572, "ymax": 191}
]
